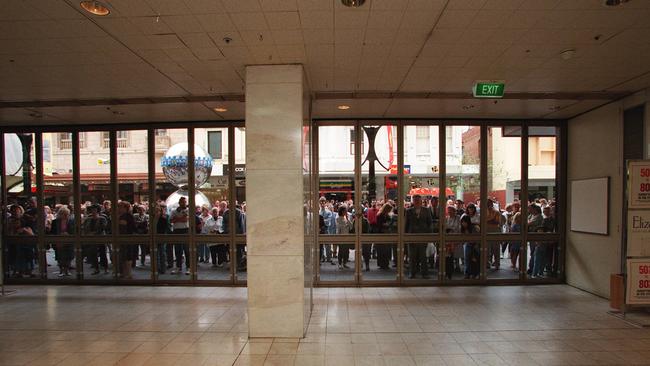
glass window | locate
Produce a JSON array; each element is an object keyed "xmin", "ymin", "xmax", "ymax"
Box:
[
  {"xmin": 80, "ymin": 131, "xmax": 112, "ymax": 236},
  {"xmin": 154, "ymin": 128, "xmax": 188, "ymax": 234},
  {"xmin": 360, "ymin": 242, "xmax": 397, "ymax": 282},
  {"xmin": 415, "ymin": 126, "xmax": 430, "ymax": 155},
  {"xmin": 207, "ymin": 131, "xmax": 223, "ymax": 160},
  {"xmin": 487, "ymin": 126, "xmax": 522, "ymax": 233},
  {"xmin": 404, "ymin": 125, "xmax": 440, "ymax": 234},
  {"xmin": 319, "ymin": 243, "xmax": 355, "ymax": 282},
  {"xmin": 403, "ymin": 242, "xmax": 439, "ymax": 282},
  {"xmin": 318, "ymin": 126, "xmax": 355, "ymax": 236},
  {"xmin": 445, "ymin": 241, "xmax": 481, "ymax": 280},
  {"xmin": 117, "ymin": 130, "xmax": 149, "ymax": 235},
  {"xmin": 43, "ymin": 131, "xmax": 78, "ymax": 279},
  {"xmin": 527, "ymin": 127, "xmax": 558, "ymax": 233},
  {"xmin": 3, "ymin": 133, "xmax": 40, "ymax": 279},
  {"xmin": 445, "ymin": 126, "xmax": 480, "ymax": 234},
  {"xmin": 361, "ymin": 125, "xmax": 397, "ymax": 235}
]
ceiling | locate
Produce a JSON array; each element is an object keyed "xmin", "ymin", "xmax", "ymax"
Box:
[{"xmin": 1, "ymin": 0, "xmax": 650, "ymax": 125}]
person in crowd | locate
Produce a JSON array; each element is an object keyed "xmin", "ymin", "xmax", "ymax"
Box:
[
  {"xmin": 117, "ymin": 201, "xmax": 136, "ymax": 279},
  {"xmin": 44, "ymin": 205, "xmax": 54, "ymax": 234},
  {"xmin": 509, "ymin": 212, "xmax": 522, "ymax": 271},
  {"xmin": 82, "ymin": 204, "xmax": 109, "ymax": 275},
  {"xmin": 222, "ymin": 201, "xmax": 246, "ymax": 271},
  {"xmin": 133, "ymin": 204, "xmax": 149, "ymax": 267},
  {"xmin": 486, "ymin": 199, "xmax": 502, "ymax": 270},
  {"xmin": 50, "ymin": 206, "xmax": 74, "ymax": 277},
  {"xmin": 203, "ymin": 207, "xmax": 228, "ymax": 267},
  {"xmin": 404, "ymin": 195, "xmax": 433, "ymax": 279},
  {"xmin": 374, "ymin": 203, "xmax": 394, "ymax": 270},
  {"xmin": 335, "ymin": 205, "xmax": 353, "ymax": 269},
  {"xmin": 318, "ymin": 197, "xmax": 335, "ymax": 265},
  {"xmin": 527, "ymin": 204, "xmax": 543, "ymax": 277},
  {"xmin": 170, "ymin": 196, "xmax": 190, "ymax": 275},
  {"xmin": 154, "ymin": 203, "xmax": 170, "ymax": 274},
  {"xmin": 6, "ymin": 204, "xmax": 36, "ymax": 278},
  {"xmin": 197, "ymin": 205, "xmax": 211, "ymax": 263},
  {"xmin": 462, "ymin": 202, "xmax": 480, "ymax": 229},
  {"xmin": 445, "ymin": 205, "xmax": 461, "ymax": 233},
  {"xmin": 455, "ymin": 199, "xmax": 465, "ymax": 217},
  {"xmin": 461, "ymin": 215, "xmax": 480, "ymax": 279}
]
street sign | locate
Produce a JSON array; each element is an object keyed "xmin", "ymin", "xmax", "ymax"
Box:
[{"xmin": 473, "ymin": 81, "xmax": 505, "ymax": 98}]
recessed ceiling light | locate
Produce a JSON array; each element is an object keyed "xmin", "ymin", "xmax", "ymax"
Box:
[
  {"xmin": 560, "ymin": 48, "xmax": 576, "ymax": 60},
  {"xmin": 341, "ymin": 0, "xmax": 366, "ymax": 8},
  {"xmin": 213, "ymin": 107, "xmax": 228, "ymax": 112},
  {"xmin": 337, "ymin": 105, "xmax": 351, "ymax": 110},
  {"xmin": 80, "ymin": 1, "xmax": 110, "ymax": 16}
]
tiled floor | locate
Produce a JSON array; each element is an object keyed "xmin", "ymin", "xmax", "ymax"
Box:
[{"xmin": 1, "ymin": 285, "xmax": 650, "ymax": 365}]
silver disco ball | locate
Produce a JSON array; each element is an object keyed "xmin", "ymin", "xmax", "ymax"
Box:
[
  {"xmin": 161, "ymin": 143, "xmax": 213, "ymax": 188},
  {"xmin": 165, "ymin": 189, "xmax": 212, "ymax": 216}
]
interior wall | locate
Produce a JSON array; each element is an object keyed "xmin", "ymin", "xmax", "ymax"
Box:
[{"xmin": 567, "ymin": 89, "xmax": 649, "ymax": 298}]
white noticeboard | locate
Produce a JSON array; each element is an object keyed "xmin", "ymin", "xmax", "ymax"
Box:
[
  {"xmin": 570, "ymin": 177, "xmax": 609, "ymax": 235},
  {"xmin": 627, "ymin": 210, "xmax": 650, "ymax": 257},
  {"xmin": 626, "ymin": 259, "xmax": 650, "ymax": 305},
  {"xmin": 628, "ymin": 161, "xmax": 650, "ymax": 209}
]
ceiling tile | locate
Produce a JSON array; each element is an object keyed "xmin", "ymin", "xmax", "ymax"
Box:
[
  {"xmin": 260, "ymin": 0, "xmax": 298, "ymax": 12},
  {"xmin": 436, "ymin": 10, "xmax": 479, "ymax": 28},
  {"xmin": 271, "ymin": 30, "xmax": 304, "ymax": 44},
  {"xmin": 104, "ymin": 0, "xmax": 156, "ymax": 16},
  {"xmin": 195, "ymin": 13, "xmax": 236, "ymax": 32},
  {"xmin": 240, "ymin": 30, "xmax": 275, "ymax": 46},
  {"xmin": 407, "ymin": 0, "xmax": 447, "ymax": 10},
  {"xmin": 221, "ymin": 0, "xmax": 263, "ymax": 12},
  {"xmin": 265, "ymin": 11, "xmax": 301, "ymax": 30},
  {"xmin": 447, "ymin": 0, "xmax": 487, "ymax": 10},
  {"xmin": 230, "ymin": 12, "xmax": 268, "ymax": 30},
  {"xmin": 372, "ymin": 0, "xmax": 409, "ymax": 10},
  {"xmin": 94, "ymin": 18, "xmax": 142, "ymax": 36},
  {"xmin": 298, "ymin": 0, "xmax": 334, "ymax": 11},
  {"xmin": 334, "ymin": 10, "xmax": 369, "ymax": 28},
  {"xmin": 177, "ymin": 33, "xmax": 216, "ymax": 49},
  {"xmin": 299, "ymin": 10, "xmax": 334, "ymax": 29},
  {"xmin": 182, "ymin": 0, "xmax": 225, "ymax": 14},
  {"xmin": 162, "ymin": 15, "xmax": 204, "ymax": 33},
  {"xmin": 367, "ymin": 10, "xmax": 403, "ymax": 29},
  {"xmin": 303, "ymin": 29, "xmax": 334, "ymax": 44},
  {"xmin": 400, "ymin": 10, "xmax": 442, "ymax": 29},
  {"xmin": 130, "ymin": 16, "xmax": 173, "ymax": 35},
  {"xmin": 145, "ymin": 0, "xmax": 191, "ymax": 15},
  {"xmin": 334, "ymin": 28, "xmax": 365, "ymax": 45},
  {"xmin": 164, "ymin": 47, "xmax": 198, "ymax": 61}
]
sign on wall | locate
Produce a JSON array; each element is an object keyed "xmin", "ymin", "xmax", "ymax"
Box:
[
  {"xmin": 626, "ymin": 259, "xmax": 650, "ymax": 305},
  {"xmin": 627, "ymin": 210, "xmax": 650, "ymax": 257},
  {"xmin": 628, "ymin": 161, "xmax": 650, "ymax": 209}
]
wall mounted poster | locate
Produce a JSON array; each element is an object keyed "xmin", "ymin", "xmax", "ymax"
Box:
[
  {"xmin": 627, "ymin": 210, "xmax": 650, "ymax": 257},
  {"xmin": 626, "ymin": 259, "xmax": 650, "ymax": 305},
  {"xmin": 628, "ymin": 161, "xmax": 650, "ymax": 209}
]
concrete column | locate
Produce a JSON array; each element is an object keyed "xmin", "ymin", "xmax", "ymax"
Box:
[{"xmin": 245, "ymin": 65, "xmax": 306, "ymax": 338}]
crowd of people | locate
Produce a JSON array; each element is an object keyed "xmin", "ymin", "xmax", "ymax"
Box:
[
  {"xmin": 5, "ymin": 192, "xmax": 557, "ymax": 281},
  {"xmin": 3, "ymin": 196, "xmax": 246, "ymax": 279},
  {"xmin": 318, "ymin": 193, "xmax": 558, "ymax": 280}
]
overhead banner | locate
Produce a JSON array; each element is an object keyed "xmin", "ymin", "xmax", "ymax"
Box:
[
  {"xmin": 628, "ymin": 161, "xmax": 650, "ymax": 209},
  {"xmin": 627, "ymin": 210, "xmax": 650, "ymax": 257},
  {"xmin": 626, "ymin": 259, "xmax": 650, "ymax": 305}
]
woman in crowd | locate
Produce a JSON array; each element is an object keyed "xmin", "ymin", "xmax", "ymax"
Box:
[
  {"xmin": 50, "ymin": 206, "xmax": 75, "ymax": 277},
  {"xmin": 335, "ymin": 205, "xmax": 353, "ymax": 269},
  {"xmin": 374, "ymin": 203, "xmax": 394, "ymax": 270}
]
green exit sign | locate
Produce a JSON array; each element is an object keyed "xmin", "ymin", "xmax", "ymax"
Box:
[{"xmin": 473, "ymin": 81, "xmax": 505, "ymax": 98}]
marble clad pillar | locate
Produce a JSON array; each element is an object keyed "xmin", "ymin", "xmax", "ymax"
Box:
[{"xmin": 245, "ymin": 65, "xmax": 306, "ymax": 338}]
